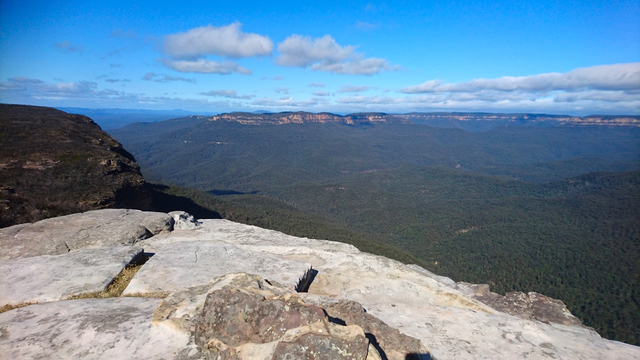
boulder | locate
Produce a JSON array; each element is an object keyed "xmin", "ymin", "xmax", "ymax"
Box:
[
  {"xmin": 0, "ymin": 209, "xmax": 173, "ymax": 260},
  {"xmin": 323, "ymin": 300, "xmax": 430, "ymax": 360},
  {"xmin": 169, "ymin": 211, "xmax": 201, "ymax": 230},
  {"xmin": 455, "ymin": 282, "xmax": 584, "ymax": 326},
  {"xmin": 123, "ymin": 241, "xmax": 311, "ymax": 295},
  {"xmin": 0, "ymin": 246, "xmax": 144, "ymax": 305},
  {"xmin": 154, "ymin": 273, "xmax": 400, "ymax": 359}
]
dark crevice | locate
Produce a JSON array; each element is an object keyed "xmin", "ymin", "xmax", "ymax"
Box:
[
  {"xmin": 295, "ymin": 268, "xmax": 317, "ymax": 293},
  {"xmin": 366, "ymin": 333, "xmax": 388, "ymax": 360}
]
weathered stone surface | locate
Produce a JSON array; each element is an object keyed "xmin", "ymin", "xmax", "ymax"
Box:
[
  {"xmin": 0, "ymin": 298, "xmax": 194, "ymax": 359},
  {"xmin": 1, "ymin": 214, "xmax": 639, "ymax": 360},
  {"xmin": 195, "ymin": 289, "xmax": 325, "ymax": 348},
  {"xmin": 456, "ymin": 282, "xmax": 584, "ymax": 326},
  {"xmin": 153, "ymin": 273, "xmax": 394, "ymax": 360},
  {"xmin": 191, "ymin": 219, "xmax": 640, "ymax": 360},
  {"xmin": 0, "ymin": 209, "xmax": 173, "ymax": 260},
  {"xmin": 272, "ymin": 321, "xmax": 369, "ymax": 360},
  {"xmin": 323, "ymin": 300, "xmax": 430, "ymax": 360},
  {"xmin": 0, "ymin": 246, "xmax": 143, "ymax": 305},
  {"xmin": 170, "ymin": 211, "xmax": 201, "ymax": 230},
  {"xmin": 123, "ymin": 241, "xmax": 311, "ymax": 294}
]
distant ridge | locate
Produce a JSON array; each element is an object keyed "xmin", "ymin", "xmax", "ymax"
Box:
[
  {"xmin": 207, "ymin": 111, "xmax": 640, "ymax": 128},
  {"xmin": 209, "ymin": 111, "xmax": 410, "ymax": 125}
]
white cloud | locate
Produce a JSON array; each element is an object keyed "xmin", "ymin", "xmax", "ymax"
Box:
[
  {"xmin": 160, "ymin": 59, "xmax": 251, "ymax": 75},
  {"xmin": 338, "ymin": 84, "xmax": 371, "ymax": 93},
  {"xmin": 201, "ymin": 90, "xmax": 255, "ymax": 99},
  {"xmin": 275, "ymin": 87, "xmax": 289, "ymax": 94},
  {"xmin": 54, "ymin": 41, "xmax": 84, "ymax": 54},
  {"xmin": 143, "ymin": 72, "xmax": 196, "ymax": 83},
  {"xmin": 251, "ymin": 96, "xmax": 325, "ymax": 108},
  {"xmin": 0, "ymin": 77, "xmax": 239, "ymax": 110},
  {"xmin": 313, "ymin": 91, "xmax": 331, "ymax": 96},
  {"xmin": 388, "ymin": 63, "xmax": 640, "ymax": 114},
  {"xmin": 163, "ymin": 23, "xmax": 273, "ymax": 59},
  {"xmin": 400, "ymin": 63, "xmax": 640, "ymax": 94},
  {"xmin": 275, "ymin": 34, "xmax": 397, "ymax": 75},
  {"xmin": 308, "ymin": 82, "xmax": 326, "ymax": 87}
]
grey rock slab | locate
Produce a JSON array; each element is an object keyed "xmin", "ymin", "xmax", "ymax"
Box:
[
  {"xmin": 138, "ymin": 219, "xmax": 359, "ymax": 255},
  {"xmin": 0, "ymin": 209, "xmax": 173, "ymax": 260},
  {"xmin": 123, "ymin": 241, "xmax": 311, "ymax": 295},
  {"xmin": 0, "ymin": 298, "xmax": 194, "ymax": 360},
  {"xmin": 0, "ymin": 246, "xmax": 143, "ymax": 305}
]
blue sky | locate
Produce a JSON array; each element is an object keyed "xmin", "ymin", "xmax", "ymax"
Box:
[{"xmin": 1, "ymin": 0, "xmax": 638, "ymax": 115}]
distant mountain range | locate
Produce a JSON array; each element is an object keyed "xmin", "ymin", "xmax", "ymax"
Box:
[
  {"xmin": 57, "ymin": 107, "xmax": 640, "ymax": 131},
  {"xmin": 207, "ymin": 111, "xmax": 639, "ymax": 130}
]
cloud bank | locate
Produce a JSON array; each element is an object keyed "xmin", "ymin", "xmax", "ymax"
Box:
[
  {"xmin": 276, "ymin": 35, "xmax": 396, "ymax": 75},
  {"xmin": 163, "ymin": 23, "xmax": 273, "ymax": 59},
  {"xmin": 400, "ymin": 63, "xmax": 640, "ymax": 94},
  {"xmin": 160, "ymin": 23, "xmax": 270, "ymax": 75}
]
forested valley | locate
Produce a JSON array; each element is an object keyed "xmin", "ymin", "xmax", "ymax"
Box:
[{"xmin": 110, "ymin": 116, "xmax": 640, "ymax": 345}]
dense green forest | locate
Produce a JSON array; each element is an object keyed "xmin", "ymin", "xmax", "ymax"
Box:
[{"xmin": 111, "ymin": 119, "xmax": 640, "ymax": 345}]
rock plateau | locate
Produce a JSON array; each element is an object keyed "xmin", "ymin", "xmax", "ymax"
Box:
[{"xmin": 1, "ymin": 209, "xmax": 639, "ymax": 359}]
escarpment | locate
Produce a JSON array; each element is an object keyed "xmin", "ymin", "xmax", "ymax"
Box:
[{"xmin": 0, "ymin": 104, "xmax": 151, "ymax": 226}]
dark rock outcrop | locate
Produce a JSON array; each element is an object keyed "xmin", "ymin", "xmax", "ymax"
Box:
[
  {"xmin": 324, "ymin": 300, "xmax": 431, "ymax": 359},
  {"xmin": 0, "ymin": 104, "xmax": 151, "ymax": 226},
  {"xmin": 458, "ymin": 282, "xmax": 584, "ymax": 327}
]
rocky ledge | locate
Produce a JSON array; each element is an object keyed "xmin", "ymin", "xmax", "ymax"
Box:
[{"xmin": 0, "ymin": 209, "xmax": 638, "ymax": 359}]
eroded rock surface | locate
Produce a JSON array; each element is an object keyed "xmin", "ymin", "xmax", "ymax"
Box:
[
  {"xmin": 0, "ymin": 298, "xmax": 194, "ymax": 359},
  {"xmin": 123, "ymin": 241, "xmax": 311, "ymax": 294},
  {"xmin": 0, "ymin": 246, "xmax": 144, "ymax": 305},
  {"xmin": 154, "ymin": 273, "xmax": 408, "ymax": 360},
  {"xmin": 456, "ymin": 282, "xmax": 583, "ymax": 326},
  {"xmin": 0, "ymin": 209, "xmax": 172, "ymax": 260},
  {"xmin": 0, "ymin": 211, "xmax": 638, "ymax": 360}
]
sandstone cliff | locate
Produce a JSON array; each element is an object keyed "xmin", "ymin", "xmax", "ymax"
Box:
[
  {"xmin": 207, "ymin": 111, "xmax": 640, "ymax": 127},
  {"xmin": 209, "ymin": 111, "xmax": 411, "ymax": 125},
  {"xmin": 0, "ymin": 104, "xmax": 151, "ymax": 226},
  {"xmin": 1, "ymin": 210, "xmax": 638, "ymax": 359}
]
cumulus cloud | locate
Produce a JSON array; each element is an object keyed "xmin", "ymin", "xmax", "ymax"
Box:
[
  {"xmin": 400, "ymin": 63, "xmax": 640, "ymax": 94},
  {"xmin": 200, "ymin": 90, "xmax": 255, "ymax": 99},
  {"xmin": 54, "ymin": 41, "xmax": 84, "ymax": 54},
  {"xmin": 338, "ymin": 84, "xmax": 371, "ymax": 93},
  {"xmin": 275, "ymin": 87, "xmax": 289, "ymax": 94},
  {"xmin": 163, "ymin": 23, "xmax": 272, "ymax": 59},
  {"xmin": 160, "ymin": 59, "xmax": 251, "ymax": 75},
  {"xmin": 143, "ymin": 72, "xmax": 197, "ymax": 83},
  {"xmin": 388, "ymin": 63, "xmax": 640, "ymax": 114},
  {"xmin": 308, "ymin": 82, "xmax": 326, "ymax": 87},
  {"xmin": 313, "ymin": 91, "xmax": 331, "ymax": 96},
  {"xmin": 251, "ymin": 96, "xmax": 325, "ymax": 108},
  {"xmin": 275, "ymin": 34, "xmax": 397, "ymax": 75},
  {"xmin": 0, "ymin": 76, "xmax": 239, "ymax": 110}
]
